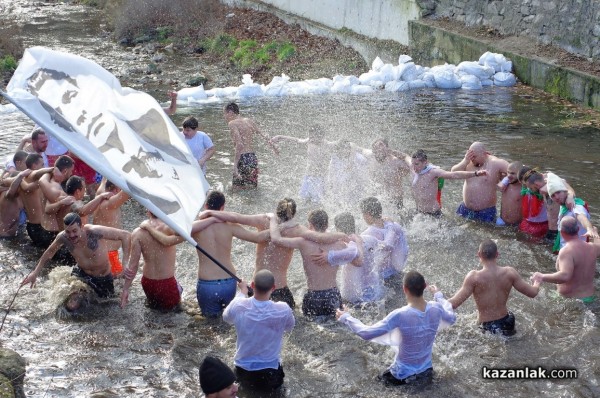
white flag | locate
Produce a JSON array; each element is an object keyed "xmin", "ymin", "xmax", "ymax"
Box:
[{"xmin": 2, "ymin": 46, "xmax": 209, "ymax": 243}]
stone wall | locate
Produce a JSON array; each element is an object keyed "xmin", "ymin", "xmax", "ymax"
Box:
[{"xmin": 432, "ymin": 0, "xmax": 600, "ymax": 60}]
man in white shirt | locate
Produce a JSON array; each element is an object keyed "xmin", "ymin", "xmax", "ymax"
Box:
[
  {"xmin": 223, "ymin": 270, "xmax": 295, "ymax": 393},
  {"xmin": 360, "ymin": 197, "xmax": 409, "ymax": 286},
  {"xmin": 181, "ymin": 116, "xmax": 215, "ymax": 175},
  {"xmin": 337, "ymin": 270, "xmax": 456, "ymax": 386}
]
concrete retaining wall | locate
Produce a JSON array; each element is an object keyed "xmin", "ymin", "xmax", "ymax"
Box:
[
  {"xmin": 222, "ymin": 0, "xmax": 422, "ymax": 45},
  {"xmin": 432, "ymin": 0, "xmax": 600, "ymax": 61}
]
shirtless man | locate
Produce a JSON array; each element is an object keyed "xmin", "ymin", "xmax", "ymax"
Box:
[
  {"xmin": 223, "ymin": 102, "xmax": 278, "ymax": 189},
  {"xmin": 357, "ymin": 138, "xmax": 410, "ymax": 209},
  {"xmin": 52, "ymin": 176, "xmax": 113, "ymax": 228},
  {"xmin": 0, "ymin": 170, "xmax": 31, "ymax": 238},
  {"xmin": 39, "ymin": 155, "xmax": 75, "ymax": 242},
  {"xmin": 409, "ymin": 149, "xmax": 488, "ymax": 216},
  {"xmin": 93, "ymin": 179, "xmax": 130, "ymax": 275},
  {"xmin": 18, "ymin": 154, "xmax": 54, "ymax": 247},
  {"xmin": 199, "ymin": 197, "xmax": 345, "ymax": 309},
  {"xmin": 271, "ymin": 125, "xmax": 335, "ymax": 204},
  {"xmin": 17, "ymin": 128, "xmax": 49, "ymax": 167},
  {"xmin": 451, "ymin": 142, "xmax": 508, "ymax": 223},
  {"xmin": 496, "ymin": 161, "xmax": 523, "ymax": 226},
  {"xmin": 532, "ymin": 216, "xmax": 600, "ymax": 302},
  {"xmin": 144, "ymin": 190, "xmax": 269, "ymax": 317},
  {"xmin": 21, "ymin": 212, "xmax": 131, "ymax": 309},
  {"xmin": 121, "ymin": 211, "xmax": 183, "ymax": 311},
  {"xmin": 269, "ymin": 209, "xmax": 348, "ymax": 317},
  {"xmin": 447, "ymin": 239, "xmax": 541, "ymax": 336}
]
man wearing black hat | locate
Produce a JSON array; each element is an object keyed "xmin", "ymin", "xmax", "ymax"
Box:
[
  {"xmin": 199, "ymin": 356, "xmax": 239, "ymax": 398},
  {"xmin": 223, "ymin": 269, "xmax": 295, "ymax": 392}
]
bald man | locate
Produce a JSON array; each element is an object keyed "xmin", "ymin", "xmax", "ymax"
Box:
[
  {"xmin": 532, "ymin": 216, "xmax": 600, "ymax": 302},
  {"xmin": 451, "ymin": 142, "xmax": 508, "ymax": 223}
]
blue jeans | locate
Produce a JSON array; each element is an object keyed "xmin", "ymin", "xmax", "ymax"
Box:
[{"xmin": 196, "ymin": 278, "xmax": 236, "ymax": 317}]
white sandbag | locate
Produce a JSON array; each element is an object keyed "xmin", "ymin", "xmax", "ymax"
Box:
[
  {"xmin": 398, "ymin": 54, "xmax": 413, "ymax": 64},
  {"xmin": 408, "ymin": 80, "xmax": 428, "ymax": 89},
  {"xmin": 350, "ymin": 85, "xmax": 374, "ymax": 95},
  {"xmin": 400, "ymin": 62, "xmax": 418, "ymax": 81},
  {"xmin": 379, "ymin": 63, "xmax": 396, "ymax": 83},
  {"xmin": 264, "ymin": 74, "xmax": 291, "ymax": 96},
  {"xmin": 481, "ymin": 78, "xmax": 494, "ymax": 86},
  {"xmin": 204, "ymin": 86, "xmax": 238, "ymax": 98},
  {"xmin": 493, "ymin": 72, "xmax": 517, "ymax": 87},
  {"xmin": 237, "ymin": 75, "xmax": 264, "ymax": 97},
  {"xmin": 177, "ymin": 85, "xmax": 207, "ymax": 100},
  {"xmin": 359, "ymin": 70, "xmax": 383, "ymax": 85},
  {"xmin": 384, "ymin": 81, "xmax": 410, "ymax": 92},
  {"xmin": 433, "ymin": 69, "xmax": 462, "ymax": 89},
  {"xmin": 421, "ymin": 72, "xmax": 436, "ymax": 87},
  {"xmin": 460, "ymin": 75, "xmax": 483, "ymax": 90},
  {"xmin": 456, "ymin": 61, "xmax": 494, "ymax": 79},
  {"xmin": 371, "ymin": 56, "xmax": 384, "ymax": 72}
]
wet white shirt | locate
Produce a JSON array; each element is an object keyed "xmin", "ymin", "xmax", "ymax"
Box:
[
  {"xmin": 338, "ymin": 294, "xmax": 456, "ymax": 380},
  {"xmin": 223, "ymin": 295, "xmax": 295, "ymax": 371}
]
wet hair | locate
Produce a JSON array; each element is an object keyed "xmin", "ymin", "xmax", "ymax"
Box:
[
  {"xmin": 65, "ymin": 176, "xmax": 84, "ymax": 195},
  {"xmin": 478, "ymin": 239, "xmax": 498, "ymax": 260},
  {"xmin": 560, "ymin": 216, "xmax": 579, "ymax": 236},
  {"xmin": 13, "ymin": 150, "xmax": 28, "ymax": 164},
  {"xmin": 224, "ymin": 102, "xmax": 239, "ymax": 114},
  {"xmin": 334, "ymin": 212, "xmax": 355, "ymax": 234},
  {"xmin": 253, "ymin": 269, "xmax": 275, "ymax": 293},
  {"xmin": 64, "ymin": 212, "xmax": 82, "ymax": 227},
  {"xmin": 517, "ymin": 166, "xmax": 532, "ymax": 183},
  {"xmin": 403, "ymin": 271, "xmax": 426, "ymax": 297},
  {"xmin": 31, "ymin": 128, "xmax": 46, "ymax": 141},
  {"xmin": 360, "ymin": 197, "xmax": 382, "ymax": 219},
  {"xmin": 308, "ymin": 209, "xmax": 328, "ymax": 232},
  {"xmin": 55, "ymin": 155, "xmax": 74, "ymax": 171},
  {"xmin": 508, "ymin": 161, "xmax": 523, "ymax": 171},
  {"xmin": 105, "ymin": 180, "xmax": 116, "ymax": 191},
  {"xmin": 522, "ymin": 169, "xmax": 543, "ymax": 185},
  {"xmin": 205, "ymin": 190, "xmax": 225, "ymax": 210},
  {"xmin": 25, "ymin": 153, "xmax": 43, "ymax": 169},
  {"xmin": 182, "ymin": 116, "xmax": 199, "ymax": 130},
  {"xmin": 411, "ymin": 149, "xmax": 427, "ymax": 162},
  {"xmin": 276, "ymin": 198, "xmax": 297, "ymax": 222}
]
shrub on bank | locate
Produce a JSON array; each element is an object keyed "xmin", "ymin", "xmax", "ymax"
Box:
[
  {"xmin": 0, "ymin": 23, "xmax": 23, "ymax": 82},
  {"xmin": 112, "ymin": 0, "xmax": 224, "ymax": 44}
]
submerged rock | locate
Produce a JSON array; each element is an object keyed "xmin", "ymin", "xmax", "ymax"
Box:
[{"xmin": 0, "ymin": 348, "xmax": 26, "ymax": 398}]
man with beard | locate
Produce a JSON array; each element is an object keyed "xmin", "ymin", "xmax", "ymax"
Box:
[{"xmin": 21, "ymin": 212, "xmax": 131, "ymax": 310}]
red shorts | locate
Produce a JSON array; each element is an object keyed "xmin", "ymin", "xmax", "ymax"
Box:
[
  {"xmin": 69, "ymin": 152, "xmax": 97, "ymax": 184},
  {"xmin": 519, "ymin": 219, "xmax": 548, "ymax": 238},
  {"xmin": 141, "ymin": 276, "xmax": 182, "ymax": 310}
]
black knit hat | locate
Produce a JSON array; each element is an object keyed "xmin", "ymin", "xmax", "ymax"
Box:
[{"xmin": 199, "ymin": 356, "xmax": 236, "ymax": 394}]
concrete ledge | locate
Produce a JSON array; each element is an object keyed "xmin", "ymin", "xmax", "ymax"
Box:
[{"xmin": 409, "ymin": 20, "xmax": 600, "ymax": 109}]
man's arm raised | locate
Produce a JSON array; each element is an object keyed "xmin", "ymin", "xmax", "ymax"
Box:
[{"xmin": 447, "ymin": 271, "xmax": 476, "ymax": 309}]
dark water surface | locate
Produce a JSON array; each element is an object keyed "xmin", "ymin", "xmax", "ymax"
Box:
[{"xmin": 1, "ymin": 2, "xmax": 600, "ymax": 397}]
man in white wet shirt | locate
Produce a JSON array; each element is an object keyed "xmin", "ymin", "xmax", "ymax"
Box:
[
  {"xmin": 223, "ymin": 270, "xmax": 295, "ymax": 393},
  {"xmin": 337, "ymin": 270, "xmax": 456, "ymax": 386},
  {"xmin": 359, "ymin": 197, "xmax": 409, "ymax": 287},
  {"xmin": 312, "ymin": 212, "xmax": 384, "ymax": 304}
]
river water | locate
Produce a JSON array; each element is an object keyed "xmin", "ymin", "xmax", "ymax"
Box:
[{"xmin": 1, "ymin": 2, "xmax": 600, "ymax": 398}]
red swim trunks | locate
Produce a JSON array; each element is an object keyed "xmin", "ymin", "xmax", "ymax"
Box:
[
  {"xmin": 141, "ymin": 276, "xmax": 182, "ymax": 310},
  {"xmin": 519, "ymin": 219, "xmax": 548, "ymax": 238}
]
